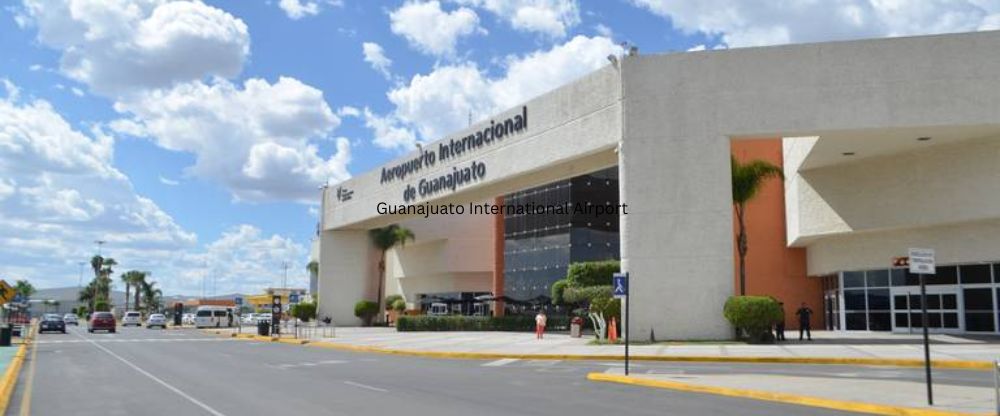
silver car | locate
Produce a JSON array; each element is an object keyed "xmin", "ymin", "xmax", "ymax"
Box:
[
  {"xmin": 145, "ymin": 313, "xmax": 167, "ymax": 329},
  {"xmin": 63, "ymin": 313, "xmax": 80, "ymax": 326}
]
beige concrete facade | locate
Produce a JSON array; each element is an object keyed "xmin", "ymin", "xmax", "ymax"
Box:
[{"xmin": 319, "ymin": 30, "xmax": 1000, "ymax": 338}]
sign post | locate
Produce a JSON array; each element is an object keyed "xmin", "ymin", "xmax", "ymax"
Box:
[
  {"xmin": 234, "ymin": 296, "xmax": 243, "ymax": 334},
  {"xmin": 909, "ymin": 247, "xmax": 936, "ymax": 406},
  {"xmin": 613, "ymin": 272, "xmax": 629, "ymax": 376}
]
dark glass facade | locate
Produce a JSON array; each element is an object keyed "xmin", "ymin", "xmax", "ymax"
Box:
[{"xmin": 502, "ymin": 167, "xmax": 620, "ymax": 307}]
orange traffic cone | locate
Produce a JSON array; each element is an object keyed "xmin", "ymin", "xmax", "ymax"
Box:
[{"xmin": 608, "ymin": 317, "xmax": 618, "ymax": 343}]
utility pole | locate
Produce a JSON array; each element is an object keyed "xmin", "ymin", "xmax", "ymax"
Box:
[
  {"xmin": 94, "ymin": 240, "xmax": 106, "ymax": 256},
  {"xmin": 281, "ymin": 262, "xmax": 289, "ymax": 289},
  {"xmin": 78, "ymin": 262, "xmax": 85, "ymax": 287}
]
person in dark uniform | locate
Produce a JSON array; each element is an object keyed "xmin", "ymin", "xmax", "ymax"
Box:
[
  {"xmin": 796, "ymin": 302, "xmax": 813, "ymax": 341},
  {"xmin": 775, "ymin": 302, "xmax": 786, "ymax": 341}
]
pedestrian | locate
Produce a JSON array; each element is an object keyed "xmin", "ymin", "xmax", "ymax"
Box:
[
  {"xmin": 535, "ymin": 310, "xmax": 547, "ymax": 339},
  {"xmin": 796, "ymin": 302, "xmax": 813, "ymax": 341},
  {"xmin": 775, "ymin": 302, "xmax": 786, "ymax": 341}
]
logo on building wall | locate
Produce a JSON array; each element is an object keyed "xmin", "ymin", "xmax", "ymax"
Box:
[{"xmin": 336, "ymin": 186, "xmax": 354, "ymax": 202}]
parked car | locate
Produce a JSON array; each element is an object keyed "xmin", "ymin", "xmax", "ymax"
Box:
[
  {"xmin": 256, "ymin": 313, "xmax": 272, "ymax": 323},
  {"xmin": 88, "ymin": 312, "xmax": 116, "ymax": 333},
  {"xmin": 121, "ymin": 311, "xmax": 142, "ymax": 327},
  {"xmin": 63, "ymin": 313, "xmax": 80, "ymax": 326},
  {"xmin": 194, "ymin": 306, "xmax": 235, "ymax": 328},
  {"xmin": 146, "ymin": 314, "xmax": 167, "ymax": 329},
  {"xmin": 182, "ymin": 313, "xmax": 195, "ymax": 325},
  {"xmin": 241, "ymin": 313, "xmax": 256, "ymax": 324},
  {"xmin": 39, "ymin": 314, "xmax": 66, "ymax": 334}
]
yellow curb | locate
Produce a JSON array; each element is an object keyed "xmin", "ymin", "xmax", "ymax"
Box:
[
  {"xmin": 302, "ymin": 341, "xmax": 990, "ymax": 370},
  {"xmin": 277, "ymin": 339, "xmax": 309, "ymax": 345},
  {"xmin": 586, "ymin": 372, "xmax": 989, "ymax": 416},
  {"xmin": 0, "ymin": 342, "xmax": 30, "ymax": 414}
]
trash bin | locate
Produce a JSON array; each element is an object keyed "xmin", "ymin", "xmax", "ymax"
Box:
[
  {"xmin": 257, "ymin": 321, "xmax": 270, "ymax": 336},
  {"xmin": 0, "ymin": 325, "xmax": 11, "ymax": 347},
  {"xmin": 570, "ymin": 317, "xmax": 583, "ymax": 338}
]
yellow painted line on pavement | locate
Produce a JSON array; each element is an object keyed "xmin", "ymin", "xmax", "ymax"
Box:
[
  {"xmin": 17, "ymin": 334, "xmax": 39, "ymax": 416},
  {"xmin": 0, "ymin": 338, "xmax": 31, "ymax": 414},
  {"xmin": 586, "ymin": 372, "xmax": 991, "ymax": 416}
]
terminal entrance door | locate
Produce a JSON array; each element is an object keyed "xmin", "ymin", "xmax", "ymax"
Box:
[{"xmin": 891, "ymin": 287, "xmax": 961, "ymax": 333}]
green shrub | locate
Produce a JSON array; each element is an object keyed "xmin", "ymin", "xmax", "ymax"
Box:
[
  {"xmin": 391, "ymin": 298, "xmax": 406, "ymax": 311},
  {"xmin": 566, "ymin": 260, "xmax": 620, "ymax": 287},
  {"xmin": 290, "ymin": 302, "xmax": 317, "ymax": 322},
  {"xmin": 563, "ymin": 285, "xmax": 612, "ymax": 305},
  {"xmin": 384, "ymin": 294, "xmax": 404, "ymax": 310},
  {"xmin": 550, "ymin": 279, "xmax": 569, "ymax": 305},
  {"xmin": 723, "ymin": 296, "xmax": 782, "ymax": 344},
  {"xmin": 94, "ymin": 300, "xmax": 110, "ymax": 312},
  {"xmin": 354, "ymin": 300, "xmax": 379, "ymax": 325},
  {"xmin": 396, "ymin": 315, "xmax": 569, "ymax": 332}
]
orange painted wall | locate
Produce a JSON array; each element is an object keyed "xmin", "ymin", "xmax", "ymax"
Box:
[
  {"xmin": 732, "ymin": 139, "xmax": 823, "ymax": 330},
  {"xmin": 492, "ymin": 196, "xmax": 505, "ymax": 317}
]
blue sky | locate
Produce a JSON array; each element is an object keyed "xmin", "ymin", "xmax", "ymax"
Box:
[{"xmin": 1, "ymin": 0, "xmax": 998, "ymax": 296}]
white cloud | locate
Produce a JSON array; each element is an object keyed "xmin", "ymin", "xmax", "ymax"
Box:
[
  {"xmin": 362, "ymin": 42, "xmax": 393, "ymax": 79},
  {"xmin": 0, "ymin": 85, "xmax": 198, "ymax": 289},
  {"xmin": 279, "ymin": 0, "xmax": 319, "ymax": 19},
  {"xmin": 455, "ymin": 0, "xmax": 580, "ymax": 38},
  {"xmin": 19, "ymin": 0, "xmax": 250, "ymax": 95},
  {"xmin": 594, "ymin": 23, "xmax": 613, "ymax": 38},
  {"xmin": 337, "ymin": 105, "xmax": 360, "ymax": 118},
  {"xmin": 114, "ymin": 77, "xmax": 350, "ymax": 202},
  {"xmin": 363, "ymin": 108, "xmax": 419, "ymax": 151},
  {"xmin": 390, "ymin": 0, "xmax": 484, "ymax": 57},
  {"xmin": 386, "ymin": 35, "xmax": 621, "ymax": 143},
  {"xmin": 159, "ymin": 175, "xmax": 179, "ymax": 186},
  {"xmin": 71, "ymin": 87, "xmax": 84, "ymax": 97},
  {"xmin": 629, "ymin": 0, "xmax": 1000, "ymax": 48}
]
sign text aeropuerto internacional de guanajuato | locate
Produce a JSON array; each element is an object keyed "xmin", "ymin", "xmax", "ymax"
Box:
[{"xmin": 377, "ymin": 106, "xmax": 528, "ymax": 203}]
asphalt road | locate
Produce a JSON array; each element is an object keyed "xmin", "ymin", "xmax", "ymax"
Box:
[{"xmin": 7, "ymin": 326, "xmax": 979, "ymax": 416}]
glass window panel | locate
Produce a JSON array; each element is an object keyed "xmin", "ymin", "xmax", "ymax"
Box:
[
  {"xmin": 890, "ymin": 269, "xmax": 906, "ymax": 286},
  {"xmin": 927, "ymin": 294, "xmax": 940, "ymax": 310},
  {"xmin": 942, "ymin": 294, "xmax": 957, "ymax": 310},
  {"xmin": 910, "ymin": 313, "xmax": 925, "ymax": 327},
  {"xmin": 894, "ymin": 313, "xmax": 908, "ymax": 327},
  {"xmin": 905, "ymin": 271, "xmax": 921, "ymax": 286},
  {"xmin": 960, "ymin": 264, "xmax": 991, "ymax": 284},
  {"xmin": 942, "ymin": 313, "xmax": 958, "ymax": 328},
  {"xmin": 866, "ymin": 270, "xmax": 889, "ymax": 287},
  {"xmin": 867, "ymin": 289, "xmax": 890, "ymax": 310},
  {"xmin": 966, "ymin": 312, "xmax": 995, "ymax": 332},
  {"xmin": 909, "ymin": 294, "xmax": 922, "ymax": 310},
  {"xmin": 845, "ymin": 312, "xmax": 867, "ymax": 330},
  {"xmin": 927, "ymin": 266, "xmax": 957, "ymax": 285},
  {"xmin": 964, "ymin": 288, "xmax": 993, "ymax": 311},
  {"xmin": 843, "ymin": 271, "xmax": 865, "ymax": 288},
  {"xmin": 894, "ymin": 295, "xmax": 908, "ymax": 310},
  {"xmin": 844, "ymin": 290, "xmax": 866, "ymax": 310},
  {"xmin": 868, "ymin": 313, "xmax": 891, "ymax": 331},
  {"xmin": 927, "ymin": 313, "xmax": 941, "ymax": 328}
]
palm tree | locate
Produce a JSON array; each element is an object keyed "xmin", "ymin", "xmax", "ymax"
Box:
[
  {"xmin": 369, "ymin": 224, "xmax": 414, "ymax": 323},
  {"xmin": 307, "ymin": 261, "xmax": 319, "ymax": 278},
  {"xmin": 731, "ymin": 155, "xmax": 784, "ymax": 296},
  {"xmin": 121, "ymin": 271, "xmax": 146, "ymax": 311},
  {"xmin": 140, "ymin": 280, "xmax": 162, "ymax": 314}
]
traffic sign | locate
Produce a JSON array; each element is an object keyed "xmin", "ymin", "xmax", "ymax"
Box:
[
  {"xmin": 289, "ymin": 293, "xmax": 300, "ymax": 304},
  {"xmin": 0, "ymin": 280, "xmax": 13, "ymax": 303},
  {"xmin": 234, "ymin": 296, "xmax": 243, "ymax": 306},
  {"xmin": 613, "ymin": 273, "xmax": 628, "ymax": 299},
  {"xmin": 909, "ymin": 248, "xmax": 936, "ymax": 274}
]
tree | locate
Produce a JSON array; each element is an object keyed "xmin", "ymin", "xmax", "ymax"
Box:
[
  {"xmin": 369, "ymin": 225, "xmax": 414, "ymax": 324},
  {"xmin": 121, "ymin": 271, "xmax": 146, "ymax": 312},
  {"xmin": 306, "ymin": 261, "xmax": 318, "ymax": 278},
  {"xmin": 140, "ymin": 280, "xmax": 162, "ymax": 314},
  {"xmin": 14, "ymin": 280, "xmax": 35, "ymax": 300},
  {"xmin": 731, "ymin": 155, "xmax": 784, "ymax": 296},
  {"xmin": 353, "ymin": 300, "xmax": 378, "ymax": 326}
]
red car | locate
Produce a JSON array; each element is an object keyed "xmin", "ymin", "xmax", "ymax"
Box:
[{"xmin": 88, "ymin": 312, "xmax": 116, "ymax": 333}]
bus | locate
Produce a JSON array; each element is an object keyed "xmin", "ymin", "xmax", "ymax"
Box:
[{"xmin": 193, "ymin": 306, "xmax": 236, "ymax": 328}]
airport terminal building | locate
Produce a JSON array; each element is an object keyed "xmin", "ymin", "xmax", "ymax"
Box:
[{"xmin": 318, "ymin": 31, "xmax": 1000, "ymax": 339}]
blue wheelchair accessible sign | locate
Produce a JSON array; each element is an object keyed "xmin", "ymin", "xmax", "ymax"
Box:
[{"xmin": 612, "ymin": 272, "xmax": 628, "ymax": 299}]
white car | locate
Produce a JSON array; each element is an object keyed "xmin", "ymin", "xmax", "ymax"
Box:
[
  {"xmin": 146, "ymin": 313, "xmax": 167, "ymax": 329},
  {"xmin": 63, "ymin": 313, "xmax": 79, "ymax": 326},
  {"xmin": 182, "ymin": 313, "xmax": 195, "ymax": 325},
  {"xmin": 256, "ymin": 313, "xmax": 272, "ymax": 324},
  {"xmin": 122, "ymin": 311, "xmax": 142, "ymax": 327},
  {"xmin": 241, "ymin": 313, "xmax": 256, "ymax": 324}
]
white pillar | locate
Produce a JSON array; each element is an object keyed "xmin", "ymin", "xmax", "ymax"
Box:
[{"xmin": 317, "ymin": 229, "xmax": 374, "ymax": 326}]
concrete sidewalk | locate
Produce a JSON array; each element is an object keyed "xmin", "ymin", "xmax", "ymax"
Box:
[{"xmin": 285, "ymin": 327, "xmax": 1000, "ymax": 364}]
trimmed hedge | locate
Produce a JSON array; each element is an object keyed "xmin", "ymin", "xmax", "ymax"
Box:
[
  {"xmin": 396, "ymin": 315, "xmax": 569, "ymax": 332},
  {"xmin": 566, "ymin": 260, "xmax": 620, "ymax": 287},
  {"xmin": 723, "ymin": 296, "xmax": 782, "ymax": 344}
]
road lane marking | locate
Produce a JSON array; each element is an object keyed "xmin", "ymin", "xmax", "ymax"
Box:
[
  {"xmin": 71, "ymin": 330, "xmax": 228, "ymax": 416},
  {"xmin": 343, "ymin": 381, "xmax": 388, "ymax": 393},
  {"xmin": 482, "ymin": 358, "xmax": 520, "ymax": 367},
  {"xmin": 17, "ymin": 337, "xmax": 39, "ymax": 416}
]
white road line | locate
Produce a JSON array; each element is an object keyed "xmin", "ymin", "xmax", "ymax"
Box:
[
  {"xmin": 343, "ymin": 381, "xmax": 388, "ymax": 393},
  {"xmin": 482, "ymin": 358, "xmax": 520, "ymax": 367},
  {"xmin": 71, "ymin": 329, "xmax": 228, "ymax": 416}
]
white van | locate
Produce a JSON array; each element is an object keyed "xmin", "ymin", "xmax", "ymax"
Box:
[{"xmin": 194, "ymin": 306, "xmax": 235, "ymax": 328}]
